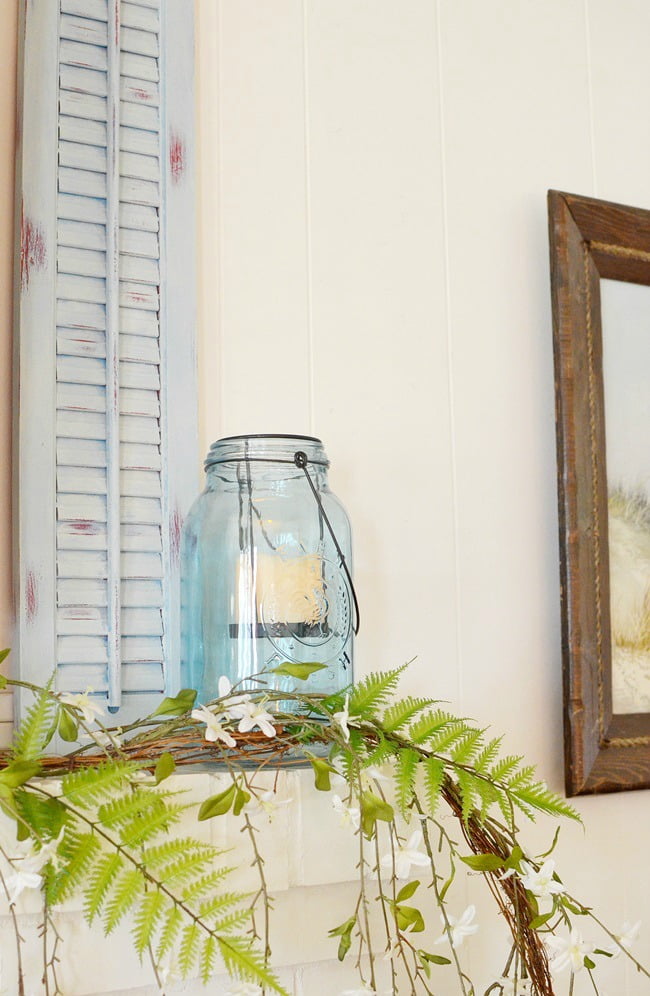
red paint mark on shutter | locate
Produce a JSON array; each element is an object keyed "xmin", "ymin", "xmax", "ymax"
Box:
[
  {"xmin": 170, "ymin": 508, "xmax": 183, "ymax": 566},
  {"xmin": 20, "ymin": 204, "xmax": 47, "ymax": 291},
  {"xmin": 170, "ymin": 134, "xmax": 185, "ymax": 185},
  {"xmin": 25, "ymin": 571, "xmax": 38, "ymax": 624},
  {"xmin": 132, "ymin": 87, "xmax": 152, "ymax": 102},
  {"xmin": 114, "ymin": 2, "xmax": 120, "ymax": 46},
  {"xmin": 72, "ymin": 521, "xmax": 100, "ymax": 535}
]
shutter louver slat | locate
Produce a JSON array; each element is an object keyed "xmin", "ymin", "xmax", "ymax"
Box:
[{"xmin": 60, "ymin": 14, "xmax": 109, "ymax": 46}]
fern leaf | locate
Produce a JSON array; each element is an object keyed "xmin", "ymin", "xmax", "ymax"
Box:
[
  {"xmin": 181, "ymin": 868, "xmax": 236, "ymax": 904},
  {"xmin": 200, "ymin": 935, "xmax": 218, "ymax": 984},
  {"xmin": 144, "ymin": 846, "xmax": 220, "ymax": 889},
  {"xmin": 450, "ymin": 729, "xmax": 485, "ymax": 766},
  {"xmin": 511, "ymin": 782, "xmax": 580, "ymax": 822},
  {"xmin": 144, "ymin": 837, "xmax": 220, "ymax": 871},
  {"xmin": 63, "ymin": 761, "xmax": 140, "ymax": 806},
  {"xmin": 217, "ymin": 935, "xmax": 290, "ymax": 996},
  {"xmin": 489, "ymin": 755, "xmax": 524, "ymax": 785},
  {"xmin": 407, "ymin": 709, "xmax": 456, "ymax": 745},
  {"xmin": 132, "ymin": 888, "xmax": 168, "ymax": 956},
  {"xmin": 46, "ymin": 831, "xmax": 102, "ymax": 905},
  {"xmin": 211, "ymin": 909, "xmax": 253, "ymax": 935},
  {"xmin": 473, "ymin": 736, "xmax": 504, "ymax": 775},
  {"xmin": 178, "ymin": 922, "xmax": 201, "ymax": 976},
  {"xmin": 505, "ymin": 765, "xmax": 536, "ymax": 791},
  {"xmin": 427, "ymin": 721, "xmax": 473, "ymax": 755},
  {"xmin": 104, "ymin": 868, "xmax": 145, "ymax": 933},
  {"xmin": 395, "ymin": 747, "xmax": 419, "ymax": 817},
  {"xmin": 423, "ymin": 756, "xmax": 446, "ymax": 815},
  {"xmin": 475, "ymin": 777, "xmax": 501, "ymax": 824},
  {"xmin": 456, "ymin": 770, "xmax": 479, "ymax": 825},
  {"xmin": 97, "ymin": 787, "xmax": 177, "ymax": 831},
  {"xmin": 363, "ymin": 737, "xmax": 398, "ymax": 769},
  {"xmin": 14, "ymin": 789, "xmax": 67, "ymax": 841},
  {"xmin": 348, "ymin": 667, "xmax": 406, "ymax": 718},
  {"xmin": 156, "ymin": 905, "xmax": 183, "ymax": 961},
  {"xmin": 198, "ymin": 891, "xmax": 249, "ymax": 921},
  {"xmin": 119, "ymin": 801, "xmax": 190, "ymax": 847},
  {"xmin": 13, "ymin": 683, "xmax": 56, "ymax": 760},
  {"xmin": 381, "ymin": 696, "xmax": 434, "ymax": 733},
  {"xmin": 83, "ymin": 851, "xmax": 125, "ymax": 923}
]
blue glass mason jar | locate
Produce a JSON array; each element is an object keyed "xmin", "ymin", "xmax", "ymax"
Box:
[{"xmin": 180, "ymin": 434, "xmax": 354, "ymax": 704}]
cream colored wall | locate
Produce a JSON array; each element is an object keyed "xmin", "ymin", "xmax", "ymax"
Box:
[{"xmin": 0, "ymin": 0, "xmax": 649, "ymax": 992}]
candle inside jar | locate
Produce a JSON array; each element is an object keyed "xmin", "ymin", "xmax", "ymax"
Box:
[{"xmin": 236, "ymin": 553, "xmax": 326, "ymax": 627}]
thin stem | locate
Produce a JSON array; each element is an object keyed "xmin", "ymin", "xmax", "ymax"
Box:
[{"xmin": 0, "ymin": 866, "xmax": 26, "ymax": 996}]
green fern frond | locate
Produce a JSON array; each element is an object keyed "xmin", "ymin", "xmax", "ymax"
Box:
[
  {"xmin": 489, "ymin": 755, "xmax": 524, "ymax": 784},
  {"xmin": 473, "ymin": 736, "xmax": 504, "ymax": 774},
  {"xmin": 407, "ymin": 709, "xmax": 458, "ymax": 745},
  {"xmin": 198, "ymin": 891, "xmax": 249, "ymax": 921},
  {"xmin": 97, "ymin": 787, "xmax": 177, "ymax": 831},
  {"xmin": 455, "ymin": 770, "xmax": 480, "ymax": 825},
  {"xmin": 143, "ymin": 837, "xmax": 220, "ymax": 871},
  {"xmin": 46, "ymin": 831, "xmax": 102, "ymax": 905},
  {"xmin": 13, "ymin": 682, "xmax": 56, "ymax": 760},
  {"xmin": 422, "ymin": 756, "xmax": 446, "ymax": 815},
  {"xmin": 104, "ymin": 868, "xmax": 145, "ymax": 933},
  {"xmin": 505, "ymin": 765, "xmax": 536, "ymax": 791},
  {"xmin": 510, "ymin": 781, "xmax": 580, "ymax": 822},
  {"xmin": 381, "ymin": 696, "xmax": 434, "ymax": 733},
  {"xmin": 427, "ymin": 721, "xmax": 474, "ymax": 755},
  {"xmin": 200, "ymin": 935, "xmax": 218, "ymax": 984},
  {"xmin": 118, "ymin": 801, "xmax": 190, "ymax": 847},
  {"xmin": 475, "ymin": 777, "xmax": 501, "ymax": 823},
  {"xmin": 211, "ymin": 909, "xmax": 252, "ymax": 935},
  {"xmin": 181, "ymin": 868, "xmax": 236, "ymax": 903},
  {"xmin": 156, "ymin": 905, "xmax": 183, "ymax": 961},
  {"xmin": 63, "ymin": 760, "xmax": 140, "ymax": 806},
  {"xmin": 83, "ymin": 851, "xmax": 125, "ymax": 923},
  {"xmin": 363, "ymin": 736, "xmax": 398, "ymax": 769},
  {"xmin": 217, "ymin": 935, "xmax": 290, "ymax": 996},
  {"xmin": 14, "ymin": 789, "xmax": 67, "ymax": 840},
  {"xmin": 348, "ymin": 667, "xmax": 406, "ymax": 718},
  {"xmin": 132, "ymin": 888, "xmax": 168, "ymax": 956},
  {"xmin": 395, "ymin": 747, "xmax": 419, "ymax": 817},
  {"xmin": 153, "ymin": 849, "xmax": 224, "ymax": 889},
  {"xmin": 178, "ymin": 922, "xmax": 201, "ymax": 976},
  {"xmin": 450, "ymin": 729, "xmax": 485, "ymax": 766}
]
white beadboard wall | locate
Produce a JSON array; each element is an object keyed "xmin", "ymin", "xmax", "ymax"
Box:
[{"xmin": 1, "ymin": 0, "xmax": 650, "ymax": 993}]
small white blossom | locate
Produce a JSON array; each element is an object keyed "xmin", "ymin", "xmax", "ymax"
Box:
[
  {"xmin": 381, "ymin": 830, "xmax": 430, "ymax": 880},
  {"xmin": 236, "ymin": 702, "xmax": 276, "ymax": 738},
  {"xmin": 191, "ymin": 704, "xmax": 237, "ymax": 747},
  {"xmin": 82, "ymin": 728, "xmax": 122, "ymax": 749},
  {"xmin": 519, "ymin": 859, "xmax": 564, "ymax": 900},
  {"xmin": 3, "ymin": 831, "xmax": 64, "ymax": 906},
  {"xmin": 244, "ymin": 790, "xmax": 292, "ymax": 822},
  {"xmin": 59, "ymin": 689, "xmax": 105, "ymax": 723},
  {"xmin": 218, "ymin": 676, "xmax": 252, "ymax": 719},
  {"xmin": 608, "ymin": 920, "xmax": 641, "ymax": 958},
  {"xmin": 546, "ymin": 929, "xmax": 593, "ymax": 973},
  {"xmin": 434, "ymin": 905, "xmax": 479, "ymax": 948},
  {"xmin": 333, "ymin": 695, "xmax": 352, "ymax": 742},
  {"xmin": 331, "ymin": 794, "xmax": 360, "ymax": 830},
  {"xmin": 496, "ymin": 976, "xmax": 532, "ymax": 995}
]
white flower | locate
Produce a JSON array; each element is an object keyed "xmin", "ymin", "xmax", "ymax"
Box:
[
  {"xmin": 218, "ymin": 676, "xmax": 252, "ymax": 719},
  {"xmin": 236, "ymin": 702, "xmax": 276, "ymax": 738},
  {"xmin": 519, "ymin": 859, "xmax": 564, "ymax": 900},
  {"xmin": 191, "ymin": 704, "xmax": 237, "ymax": 747},
  {"xmin": 608, "ymin": 920, "xmax": 641, "ymax": 958},
  {"xmin": 333, "ymin": 694, "xmax": 352, "ymax": 742},
  {"xmin": 496, "ymin": 976, "xmax": 532, "ymax": 995},
  {"xmin": 381, "ymin": 830, "xmax": 430, "ymax": 880},
  {"xmin": 546, "ymin": 929, "xmax": 593, "ymax": 973},
  {"xmin": 244, "ymin": 789, "xmax": 291, "ymax": 822},
  {"xmin": 59, "ymin": 689, "xmax": 105, "ymax": 723},
  {"xmin": 82, "ymin": 728, "xmax": 122, "ymax": 749},
  {"xmin": 3, "ymin": 831, "xmax": 64, "ymax": 905},
  {"xmin": 332, "ymin": 794, "xmax": 360, "ymax": 830},
  {"xmin": 434, "ymin": 905, "xmax": 479, "ymax": 948}
]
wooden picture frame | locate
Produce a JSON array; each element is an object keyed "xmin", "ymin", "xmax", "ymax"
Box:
[{"xmin": 549, "ymin": 190, "xmax": 650, "ymax": 795}]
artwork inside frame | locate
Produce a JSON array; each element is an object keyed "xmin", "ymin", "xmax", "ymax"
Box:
[{"xmin": 548, "ymin": 189, "xmax": 650, "ymax": 796}]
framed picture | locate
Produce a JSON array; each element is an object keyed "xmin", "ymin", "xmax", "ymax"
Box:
[{"xmin": 549, "ymin": 190, "xmax": 650, "ymax": 795}]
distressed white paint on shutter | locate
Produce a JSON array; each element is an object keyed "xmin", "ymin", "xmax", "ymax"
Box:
[{"xmin": 15, "ymin": 0, "xmax": 197, "ymax": 727}]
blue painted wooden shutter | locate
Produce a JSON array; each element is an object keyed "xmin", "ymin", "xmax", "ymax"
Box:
[{"xmin": 15, "ymin": 0, "xmax": 197, "ymax": 724}]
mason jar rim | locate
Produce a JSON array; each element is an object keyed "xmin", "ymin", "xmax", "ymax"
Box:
[{"xmin": 205, "ymin": 434, "xmax": 329, "ymax": 469}]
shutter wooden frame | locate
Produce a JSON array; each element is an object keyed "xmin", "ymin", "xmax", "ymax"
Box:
[{"xmin": 14, "ymin": 0, "xmax": 198, "ymax": 725}]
